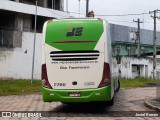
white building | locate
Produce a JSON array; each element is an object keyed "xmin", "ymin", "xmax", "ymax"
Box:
[
  {"xmin": 113, "ymin": 56, "xmax": 160, "ymax": 79},
  {"xmin": 0, "ymin": 0, "xmax": 69, "ymax": 80}
]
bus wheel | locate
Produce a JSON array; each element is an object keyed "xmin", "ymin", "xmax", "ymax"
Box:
[
  {"xmin": 107, "ymin": 97, "xmax": 114, "ymax": 106},
  {"xmin": 115, "ymin": 80, "xmax": 120, "ymax": 92}
]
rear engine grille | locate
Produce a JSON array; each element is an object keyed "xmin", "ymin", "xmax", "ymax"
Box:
[{"xmin": 50, "ymin": 50, "xmax": 100, "ymax": 61}]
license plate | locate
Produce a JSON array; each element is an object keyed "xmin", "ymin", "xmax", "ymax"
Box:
[{"xmin": 69, "ymin": 92, "xmax": 81, "ymax": 97}]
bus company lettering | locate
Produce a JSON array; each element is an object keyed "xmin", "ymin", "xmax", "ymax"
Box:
[
  {"xmin": 60, "ymin": 66, "xmax": 67, "ymax": 69},
  {"xmin": 69, "ymin": 66, "xmax": 90, "ymax": 69},
  {"xmin": 60, "ymin": 66, "xmax": 90, "ymax": 70},
  {"xmin": 52, "ymin": 61, "xmax": 98, "ymax": 64}
]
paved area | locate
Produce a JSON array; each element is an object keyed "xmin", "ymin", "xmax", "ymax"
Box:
[
  {"xmin": 0, "ymin": 87, "xmax": 159, "ymax": 120},
  {"xmin": 145, "ymin": 98, "xmax": 160, "ymax": 111}
]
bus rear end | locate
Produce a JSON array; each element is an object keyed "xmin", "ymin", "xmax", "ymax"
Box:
[{"xmin": 42, "ymin": 18, "xmax": 113, "ymax": 103}]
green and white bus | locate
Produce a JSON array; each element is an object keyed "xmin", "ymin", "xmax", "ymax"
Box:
[{"xmin": 42, "ymin": 18, "xmax": 120, "ymax": 105}]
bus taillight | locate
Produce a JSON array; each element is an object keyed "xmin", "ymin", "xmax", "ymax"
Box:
[
  {"xmin": 98, "ymin": 62, "xmax": 111, "ymax": 88},
  {"xmin": 48, "ymin": 19, "xmax": 53, "ymax": 23},
  {"xmin": 42, "ymin": 64, "xmax": 52, "ymax": 89},
  {"xmin": 97, "ymin": 18, "xmax": 103, "ymax": 22}
]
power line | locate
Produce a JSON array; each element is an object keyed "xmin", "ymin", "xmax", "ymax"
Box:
[
  {"xmin": 107, "ymin": 20, "xmax": 134, "ymax": 23},
  {"xmin": 46, "ymin": 8, "xmax": 155, "ymax": 18},
  {"xmin": 139, "ymin": 21, "xmax": 160, "ymax": 24},
  {"xmin": 95, "ymin": 12, "xmax": 150, "ymax": 17},
  {"xmin": 107, "ymin": 20, "xmax": 160, "ymax": 24},
  {"xmin": 41, "ymin": 6, "xmax": 160, "ymax": 26},
  {"xmin": 68, "ymin": 12, "xmax": 148, "ymax": 18},
  {"xmin": 44, "ymin": 8, "xmax": 160, "ymax": 26},
  {"xmin": 66, "ymin": 11, "xmax": 150, "ymax": 17},
  {"xmin": 65, "ymin": 11, "xmax": 86, "ymax": 15}
]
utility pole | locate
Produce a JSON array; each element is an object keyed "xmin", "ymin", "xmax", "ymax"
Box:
[
  {"xmin": 133, "ymin": 19, "xmax": 143, "ymax": 58},
  {"xmin": 31, "ymin": 0, "xmax": 37, "ymax": 83},
  {"xmin": 86, "ymin": 0, "xmax": 89, "ymax": 17},
  {"xmin": 133, "ymin": 19, "xmax": 143, "ymax": 78},
  {"xmin": 78, "ymin": 0, "xmax": 80, "ymax": 17},
  {"xmin": 149, "ymin": 10, "xmax": 160, "ymax": 79},
  {"xmin": 54, "ymin": 0, "xmax": 55, "ymax": 9},
  {"xmin": 66, "ymin": 0, "xmax": 68, "ymax": 12},
  {"xmin": 52, "ymin": 0, "xmax": 55, "ymax": 9}
]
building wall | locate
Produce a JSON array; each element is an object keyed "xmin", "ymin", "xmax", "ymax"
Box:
[
  {"xmin": 110, "ymin": 23, "xmax": 160, "ymax": 57},
  {"xmin": 112, "ymin": 43, "xmax": 160, "ymax": 57},
  {"xmin": 23, "ymin": 14, "xmax": 32, "ymax": 32},
  {"xmin": 0, "ymin": 0, "xmax": 68, "ymax": 18},
  {"xmin": 0, "ymin": 32, "xmax": 42, "ymax": 80},
  {"xmin": 110, "ymin": 24, "xmax": 160, "ymax": 45},
  {"xmin": 113, "ymin": 56, "xmax": 160, "ymax": 78},
  {"xmin": 0, "ymin": 0, "xmax": 68, "ymax": 80}
]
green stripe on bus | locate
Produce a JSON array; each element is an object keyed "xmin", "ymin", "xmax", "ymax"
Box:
[
  {"xmin": 42, "ymin": 85, "xmax": 111, "ymax": 102},
  {"xmin": 45, "ymin": 20, "xmax": 103, "ymax": 51}
]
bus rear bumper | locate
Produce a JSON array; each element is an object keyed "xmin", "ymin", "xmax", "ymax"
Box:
[{"xmin": 42, "ymin": 86, "xmax": 112, "ymax": 102}]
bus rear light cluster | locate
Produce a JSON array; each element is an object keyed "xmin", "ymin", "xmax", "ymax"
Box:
[
  {"xmin": 97, "ymin": 18, "xmax": 103, "ymax": 22},
  {"xmin": 98, "ymin": 62, "xmax": 111, "ymax": 88},
  {"xmin": 42, "ymin": 64, "xmax": 52, "ymax": 89},
  {"xmin": 48, "ymin": 19, "xmax": 53, "ymax": 23}
]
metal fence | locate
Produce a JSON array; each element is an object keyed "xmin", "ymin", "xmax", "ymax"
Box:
[
  {"xmin": 156, "ymin": 71, "xmax": 160, "ymax": 100},
  {"xmin": 110, "ymin": 24, "xmax": 160, "ymax": 45},
  {"xmin": 0, "ymin": 26, "xmax": 22, "ymax": 47},
  {"xmin": 0, "ymin": 30, "xmax": 14, "ymax": 47}
]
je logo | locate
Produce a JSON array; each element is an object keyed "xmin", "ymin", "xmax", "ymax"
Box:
[{"xmin": 66, "ymin": 27, "xmax": 83, "ymax": 37}]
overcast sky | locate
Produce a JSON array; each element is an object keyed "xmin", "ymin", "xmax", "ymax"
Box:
[{"xmin": 64, "ymin": 0, "xmax": 160, "ymax": 31}]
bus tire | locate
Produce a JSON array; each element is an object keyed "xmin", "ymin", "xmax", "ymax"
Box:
[
  {"xmin": 61, "ymin": 102, "xmax": 75, "ymax": 105},
  {"xmin": 107, "ymin": 97, "xmax": 114, "ymax": 106},
  {"xmin": 115, "ymin": 80, "xmax": 120, "ymax": 92}
]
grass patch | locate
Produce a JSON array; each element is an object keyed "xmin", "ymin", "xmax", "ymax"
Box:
[
  {"xmin": 0, "ymin": 80, "xmax": 41, "ymax": 96},
  {"xmin": 120, "ymin": 78, "xmax": 156, "ymax": 88},
  {"xmin": 0, "ymin": 78, "xmax": 157, "ymax": 96}
]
